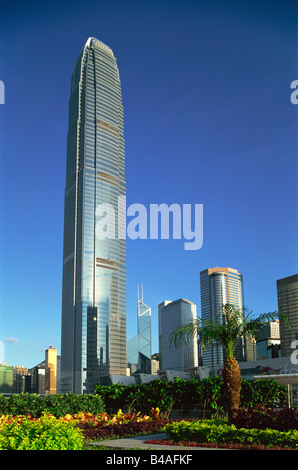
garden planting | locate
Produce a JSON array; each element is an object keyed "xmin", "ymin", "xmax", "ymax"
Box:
[
  {"xmin": 0, "ymin": 408, "xmax": 168, "ymax": 450},
  {"xmin": 147, "ymin": 412, "xmax": 298, "ymax": 450},
  {"xmin": 0, "ymin": 377, "xmax": 296, "ymax": 450}
]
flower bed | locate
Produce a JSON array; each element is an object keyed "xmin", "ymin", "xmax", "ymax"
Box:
[
  {"xmin": 72, "ymin": 408, "xmax": 173, "ymax": 441},
  {"xmin": 81, "ymin": 418, "xmax": 172, "ymax": 441},
  {"xmin": 4, "ymin": 406, "xmax": 296, "ymax": 450},
  {"xmin": 0, "ymin": 407, "xmax": 168, "ymax": 449}
]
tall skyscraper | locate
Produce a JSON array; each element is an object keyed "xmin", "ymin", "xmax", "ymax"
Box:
[
  {"xmin": 158, "ymin": 299, "xmax": 198, "ymax": 372},
  {"xmin": 277, "ymin": 274, "xmax": 298, "ymax": 357},
  {"xmin": 200, "ymin": 267, "xmax": 245, "ymax": 367},
  {"xmin": 127, "ymin": 287, "xmax": 152, "ymax": 375},
  {"xmin": 61, "ymin": 38, "xmax": 126, "ymax": 394}
]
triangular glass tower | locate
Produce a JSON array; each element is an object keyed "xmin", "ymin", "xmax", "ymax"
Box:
[{"xmin": 127, "ymin": 286, "xmax": 152, "ymax": 375}]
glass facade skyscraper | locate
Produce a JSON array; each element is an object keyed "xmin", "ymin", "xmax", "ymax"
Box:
[
  {"xmin": 200, "ymin": 267, "xmax": 245, "ymax": 367},
  {"xmin": 127, "ymin": 293, "xmax": 152, "ymax": 375},
  {"xmin": 277, "ymin": 274, "xmax": 298, "ymax": 357},
  {"xmin": 61, "ymin": 38, "xmax": 126, "ymax": 394}
]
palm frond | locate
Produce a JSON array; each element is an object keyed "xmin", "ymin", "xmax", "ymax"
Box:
[
  {"xmin": 169, "ymin": 320, "xmax": 199, "ymax": 348},
  {"xmin": 168, "ymin": 303, "xmax": 289, "ymax": 360}
]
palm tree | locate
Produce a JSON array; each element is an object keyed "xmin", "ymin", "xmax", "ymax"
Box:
[{"xmin": 169, "ymin": 303, "xmax": 287, "ymax": 420}]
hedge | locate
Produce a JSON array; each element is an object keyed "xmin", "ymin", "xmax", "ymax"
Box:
[
  {"xmin": 95, "ymin": 377, "xmax": 287, "ymax": 416},
  {"xmin": 164, "ymin": 419, "xmax": 298, "ymax": 449}
]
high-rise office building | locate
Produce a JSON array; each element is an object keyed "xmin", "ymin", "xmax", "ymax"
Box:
[
  {"xmin": 158, "ymin": 299, "xmax": 198, "ymax": 372},
  {"xmin": 45, "ymin": 346, "xmax": 57, "ymax": 395},
  {"xmin": 200, "ymin": 267, "xmax": 245, "ymax": 367},
  {"xmin": 277, "ymin": 274, "xmax": 298, "ymax": 357},
  {"xmin": 61, "ymin": 38, "xmax": 126, "ymax": 394},
  {"xmin": 127, "ymin": 288, "xmax": 152, "ymax": 375},
  {"xmin": 256, "ymin": 321, "xmax": 280, "ymax": 360}
]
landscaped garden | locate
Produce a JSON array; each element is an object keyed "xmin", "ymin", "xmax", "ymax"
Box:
[
  {"xmin": 0, "ymin": 305, "xmax": 295, "ymax": 450},
  {"xmin": 0, "ymin": 376, "xmax": 297, "ymax": 450}
]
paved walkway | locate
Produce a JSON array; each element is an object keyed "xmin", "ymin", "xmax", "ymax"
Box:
[{"xmin": 87, "ymin": 433, "xmax": 225, "ymax": 450}]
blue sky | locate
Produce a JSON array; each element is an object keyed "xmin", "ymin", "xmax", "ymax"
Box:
[{"xmin": 0, "ymin": 0, "xmax": 297, "ymax": 368}]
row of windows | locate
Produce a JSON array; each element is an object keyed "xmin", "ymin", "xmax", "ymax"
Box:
[{"xmin": 84, "ymin": 85, "xmax": 121, "ymax": 111}]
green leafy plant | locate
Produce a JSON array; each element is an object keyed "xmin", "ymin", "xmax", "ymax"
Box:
[
  {"xmin": 94, "ymin": 383, "xmax": 135, "ymax": 413},
  {"xmin": 127, "ymin": 380, "xmax": 175, "ymax": 416},
  {"xmin": 0, "ymin": 413, "xmax": 84, "ymax": 450},
  {"xmin": 164, "ymin": 419, "xmax": 298, "ymax": 449}
]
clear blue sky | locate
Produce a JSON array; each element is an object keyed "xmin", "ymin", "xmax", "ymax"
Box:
[{"xmin": 0, "ymin": 0, "xmax": 297, "ymax": 368}]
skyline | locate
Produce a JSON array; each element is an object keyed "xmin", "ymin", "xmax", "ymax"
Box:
[{"xmin": 0, "ymin": 0, "xmax": 297, "ymax": 368}]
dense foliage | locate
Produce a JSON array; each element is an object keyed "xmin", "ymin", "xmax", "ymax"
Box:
[
  {"xmin": 0, "ymin": 393, "xmax": 105, "ymax": 418},
  {"xmin": 1, "ymin": 402, "xmax": 296, "ymax": 449},
  {"xmin": 231, "ymin": 406, "xmax": 298, "ymax": 431},
  {"xmin": 0, "ymin": 408, "xmax": 168, "ymax": 449},
  {"xmin": 0, "ymin": 379, "xmax": 290, "ymax": 450},
  {"xmin": 0, "ymin": 413, "xmax": 84, "ymax": 450},
  {"xmin": 164, "ymin": 419, "xmax": 298, "ymax": 449},
  {"xmin": 95, "ymin": 377, "xmax": 287, "ymax": 416}
]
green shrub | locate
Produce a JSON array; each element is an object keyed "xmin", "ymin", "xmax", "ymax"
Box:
[
  {"xmin": 241, "ymin": 379, "xmax": 287, "ymax": 408},
  {"xmin": 128, "ymin": 380, "xmax": 175, "ymax": 415},
  {"xmin": 95, "ymin": 377, "xmax": 287, "ymax": 417},
  {"xmin": 164, "ymin": 419, "xmax": 298, "ymax": 449},
  {"xmin": 0, "ymin": 393, "xmax": 105, "ymax": 418},
  {"xmin": 44, "ymin": 393, "xmax": 105, "ymax": 417},
  {"xmin": 0, "ymin": 393, "xmax": 44, "ymax": 417},
  {"xmin": 94, "ymin": 383, "xmax": 135, "ymax": 414},
  {"xmin": 0, "ymin": 413, "xmax": 84, "ymax": 450}
]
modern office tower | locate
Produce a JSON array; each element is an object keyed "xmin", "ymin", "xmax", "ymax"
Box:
[
  {"xmin": 277, "ymin": 274, "xmax": 298, "ymax": 357},
  {"xmin": 13, "ymin": 365, "xmax": 29, "ymax": 393},
  {"xmin": 61, "ymin": 38, "xmax": 127, "ymax": 394},
  {"xmin": 200, "ymin": 267, "xmax": 245, "ymax": 367},
  {"xmin": 256, "ymin": 321, "xmax": 280, "ymax": 360},
  {"xmin": 0, "ymin": 363, "xmax": 14, "ymax": 394},
  {"xmin": 158, "ymin": 299, "xmax": 198, "ymax": 371},
  {"xmin": 127, "ymin": 289, "xmax": 152, "ymax": 374},
  {"xmin": 29, "ymin": 362, "xmax": 46, "ymax": 394},
  {"xmin": 45, "ymin": 346, "xmax": 57, "ymax": 395}
]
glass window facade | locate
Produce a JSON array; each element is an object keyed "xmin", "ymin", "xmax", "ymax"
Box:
[
  {"xmin": 127, "ymin": 299, "xmax": 152, "ymax": 375},
  {"xmin": 200, "ymin": 267, "xmax": 245, "ymax": 367},
  {"xmin": 277, "ymin": 274, "xmax": 298, "ymax": 357},
  {"xmin": 61, "ymin": 38, "xmax": 126, "ymax": 394}
]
